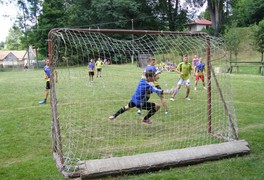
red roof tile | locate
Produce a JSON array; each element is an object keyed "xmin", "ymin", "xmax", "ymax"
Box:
[{"xmin": 193, "ymin": 19, "xmax": 212, "ymax": 25}]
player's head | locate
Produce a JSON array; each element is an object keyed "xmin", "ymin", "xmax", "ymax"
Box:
[
  {"xmin": 45, "ymin": 59, "xmax": 50, "ymax": 66},
  {"xmin": 198, "ymin": 57, "xmax": 202, "ymax": 62},
  {"xmin": 183, "ymin": 54, "xmax": 188, "ymax": 63},
  {"xmin": 148, "ymin": 57, "xmax": 155, "ymax": 65},
  {"xmin": 145, "ymin": 70, "xmax": 155, "ymax": 82}
]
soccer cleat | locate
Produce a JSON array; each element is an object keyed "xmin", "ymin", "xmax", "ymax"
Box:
[
  {"xmin": 137, "ymin": 109, "xmax": 142, "ymax": 115},
  {"xmin": 108, "ymin": 116, "xmax": 115, "ymax": 120},
  {"xmin": 194, "ymin": 87, "xmax": 197, "ymax": 91},
  {"xmin": 165, "ymin": 111, "xmax": 169, "ymax": 115},
  {"xmin": 203, "ymin": 87, "xmax": 207, "ymax": 90},
  {"xmin": 141, "ymin": 118, "xmax": 153, "ymax": 124},
  {"xmin": 185, "ymin": 97, "xmax": 191, "ymax": 101},
  {"xmin": 170, "ymin": 97, "xmax": 175, "ymax": 101},
  {"xmin": 39, "ymin": 100, "xmax": 46, "ymax": 104}
]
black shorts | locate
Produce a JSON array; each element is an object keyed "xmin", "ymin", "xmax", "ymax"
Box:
[
  {"xmin": 46, "ymin": 81, "xmax": 50, "ymax": 89},
  {"xmin": 89, "ymin": 71, "xmax": 94, "ymax": 76},
  {"xmin": 128, "ymin": 100, "xmax": 155, "ymax": 110},
  {"xmin": 97, "ymin": 68, "xmax": 102, "ymax": 72}
]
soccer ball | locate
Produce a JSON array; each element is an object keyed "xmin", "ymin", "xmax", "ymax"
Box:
[{"xmin": 165, "ymin": 88, "xmax": 175, "ymax": 95}]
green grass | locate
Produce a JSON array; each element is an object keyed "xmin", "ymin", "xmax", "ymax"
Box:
[{"xmin": 0, "ymin": 67, "xmax": 264, "ymax": 179}]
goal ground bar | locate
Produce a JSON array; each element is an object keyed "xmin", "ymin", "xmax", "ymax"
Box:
[{"xmin": 77, "ymin": 140, "xmax": 250, "ymax": 179}]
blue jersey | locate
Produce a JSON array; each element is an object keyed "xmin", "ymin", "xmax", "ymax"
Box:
[
  {"xmin": 44, "ymin": 65, "xmax": 57, "ymax": 81},
  {"xmin": 196, "ymin": 62, "xmax": 205, "ymax": 73},
  {"xmin": 44, "ymin": 65, "xmax": 51, "ymax": 80},
  {"xmin": 131, "ymin": 78, "xmax": 163, "ymax": 106},
  {"xmin": 88, "ymin": 62, "xmax": 95, "ymax": 71}
]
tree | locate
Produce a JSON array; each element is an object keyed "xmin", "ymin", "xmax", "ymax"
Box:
[
  {"xmin": 251, "ymin": 20, "xmax": 264, "ymax": 62},
  {"xmin": 224, "ymin": 25, "xmax": 241, "ymax": 62},
  {"xmin": 149, "ymin": 0, "xmax": 188, "ymax": 31},
  {"xmin": 5, "ymin": 27, "xmax": 24, "ymax": 50},
  {"xmin": 207, "ymin": 0, "xmax": 225, "ymax": 36},
  {"xmin": 187, "ymin": 0, "xmax": 240, "ymax": 36},
  {"xmin": 15, "ymin": 0, "xmax": 43, "ymax": 48},
  {"xmin": 0, "ymin": 42, "xmax": 5, "ymax": 50},
  {"xmin": 34, "ymin": 0, "xmax": 66, "ymax": 57},
  {"xmin": 232, "ymin": 0, "xmax": 264, "ymax": 27}
]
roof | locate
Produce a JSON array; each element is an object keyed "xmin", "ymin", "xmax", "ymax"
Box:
[
  {"xmin": 189, "ymin": 19, "xmax": 212, "ymax": 25},
  {"xmin": 0, "ymin": 50, "xmax": 27, "ymax": 60}
]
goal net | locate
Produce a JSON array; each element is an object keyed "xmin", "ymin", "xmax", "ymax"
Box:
[{"xmin": 48, "ymin": 29, "xmax": 249, "ymax": 178}]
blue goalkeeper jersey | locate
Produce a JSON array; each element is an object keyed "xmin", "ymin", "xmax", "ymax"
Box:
[
  {"xmin": 44, "ymin": 65, "xmax": 51, "ymax": 81},
  {"xmin": 131, "ymin": 78, "xmax": 163, "ymax": 106},
  {"xmin": 44, "ymin": 65, "xmax": 56, "ymax": 81}
]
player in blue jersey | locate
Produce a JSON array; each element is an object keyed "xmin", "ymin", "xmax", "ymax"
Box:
[
  {"xmin": 137, "ymin": 57, "xmax": 168, "ymax": 115},
  {"xmin": 194, "ymin": 57, "xmax": 206, "ymax": 91},
  {"xmin": 108, "ymin": 70, "xmax": 163, "ymax": 124},
  {"xmin": 88, "ymin": 59, "xmax": 95, "ymax": 82},
  {"xmin": 39, "ymin": 59, "xmax": 58, "ymax": 104}
]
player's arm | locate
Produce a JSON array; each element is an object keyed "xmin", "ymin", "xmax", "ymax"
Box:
[
  {"xmin": 149, "ymin": 84, "xmax": 163, "ymax": 95},
  {"xmin": 174, "ymin": 67, "xmax": 182, "ymax": 75},
  {"xmin": 51, "ymin": 66, "xmax": 58, "ymax": 83}
]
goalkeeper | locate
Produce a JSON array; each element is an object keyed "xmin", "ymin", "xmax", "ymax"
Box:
[
  {"xmin": 108, "ymin": 70, "xmax": 163, "ymax": 124},
  {"xmin": 137, "ymin": 57, "xmax": 168, "ymax": 115}
]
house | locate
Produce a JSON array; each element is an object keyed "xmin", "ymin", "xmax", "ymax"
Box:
[
  {"xmin": 187, "ymin": 19, "xmax": 212, "ymax": 32},
  {"xmin": 0, "ymin": 46, "xmax": 37, "ymax": 68}
]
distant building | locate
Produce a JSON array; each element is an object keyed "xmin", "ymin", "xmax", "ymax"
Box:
[
  {"xmin": 187, "ymin": 19, "xmax": 212, "ymax": 32},
  {"xmin": 0, "ymin": 46, "xmax": 36, "ymax": 68}
]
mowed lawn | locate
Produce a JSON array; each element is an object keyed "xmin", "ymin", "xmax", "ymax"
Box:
[{"xmin": 0, "ymin": 67, "xmax": 263, "ymax": 180}]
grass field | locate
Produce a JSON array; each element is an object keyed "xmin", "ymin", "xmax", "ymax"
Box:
[{"xmin": 0, "ymin": 66, "xmax": 264, "ymax": 180}]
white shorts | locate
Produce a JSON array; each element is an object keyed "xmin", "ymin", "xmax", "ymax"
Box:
[{"xmin": 177, "ymin": 78, "xmax": 190, "ymax": 87}]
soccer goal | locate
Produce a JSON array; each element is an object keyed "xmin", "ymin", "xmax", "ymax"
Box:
[{"xmin": 47, "ymin": 29, "xmax": 250, "ymax": 179}]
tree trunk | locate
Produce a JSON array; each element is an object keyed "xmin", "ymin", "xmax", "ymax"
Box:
[{"xmin": 208, "ymin": 0, "xmax": 223, "ymax": 37}]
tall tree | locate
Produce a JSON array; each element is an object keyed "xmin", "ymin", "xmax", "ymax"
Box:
[
  {"xmin": 151, "ymin": 0, "xmax": 188, "ymax": 31},
  {"xmin": 232, "ymin": 0, "xmax": 264, "ymax": 27},
  {"xmin": 224, "ymin": 25, "xmax": 241, "ymax": 62},
  {"xmin": 207, "ymin": 0, "xmax": 224, "ymax": 36},
  {"xmin": 34, "ymin": 0, "xmax": 66, "ymax": 57},
  {"xmin": 16, "ymin": 0, "xmax": 43, "ymax": 48},
  {"xmin": 251, "ymin": 20, "xmax": 264, "ymax": 62},
  {"xmin": 5, "ymin": 27, "xmax": 23, "ymax": 50}
]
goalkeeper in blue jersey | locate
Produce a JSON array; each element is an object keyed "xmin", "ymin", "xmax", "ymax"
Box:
[
  {"xmin": 39, "ymin": 59, "xmax": 58, "ymax": 104},
  {"xmin": 108, "ymin": 70, "xmax": 163, "ymax": 124},
  {"xmin": 137, "ymin": 57, "xmax": 168, "ymax": 115}
]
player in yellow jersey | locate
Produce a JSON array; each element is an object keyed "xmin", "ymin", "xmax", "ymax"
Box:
[
  {"xmin": 170, "ymin": 54, "xmax": 192, "ymax": 101},
  {"xmin": 95, "ymin": 58, "xmax": 104, "ymax": 77}
]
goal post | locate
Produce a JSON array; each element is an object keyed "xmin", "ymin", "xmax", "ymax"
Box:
[{"xmin": 47, "ymin": 28, "xmax": 249, "ymax": 178}]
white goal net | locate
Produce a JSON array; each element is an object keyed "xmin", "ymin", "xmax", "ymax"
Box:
[{"xmin": 48, "ymin": 29, "xmax": 242, "ymax": 178}]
